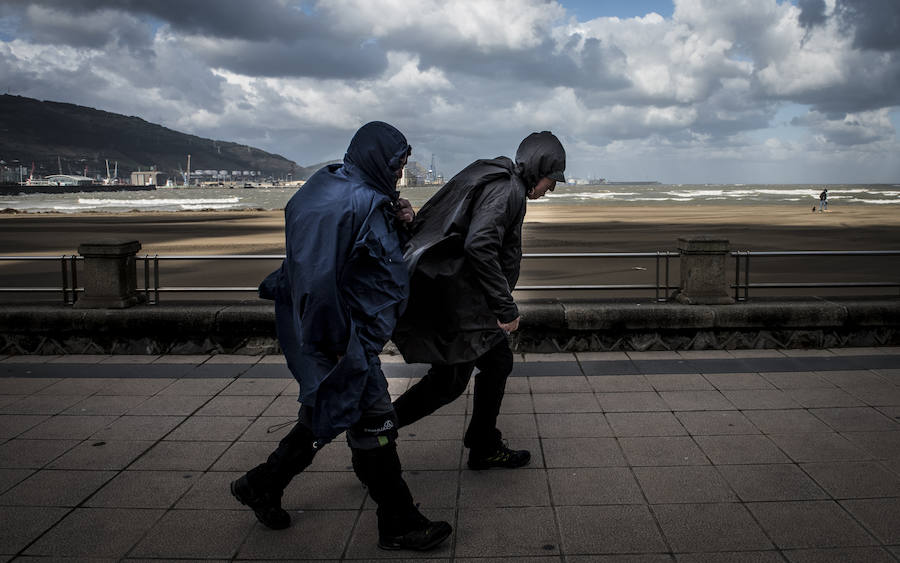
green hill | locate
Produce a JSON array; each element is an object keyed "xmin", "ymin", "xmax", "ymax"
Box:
[{"xmin": 0, "ymin": 94, "xmax": 308, "ymax": 181}]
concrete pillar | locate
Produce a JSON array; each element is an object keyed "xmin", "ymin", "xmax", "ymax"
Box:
[
  {"xmin": 675, "ymin": 236, "xmax": 734, "ymax": 305},
  {"xmin": 74, "ymin": 239, "xmax": 146, "ymax": 309}
]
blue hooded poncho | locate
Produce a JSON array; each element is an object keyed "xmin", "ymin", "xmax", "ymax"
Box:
[{"xmin": 259, "ymin": 121, "xmax": 411, "ymax": 442}]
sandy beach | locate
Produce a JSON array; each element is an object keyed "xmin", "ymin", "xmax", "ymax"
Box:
[
  {"xmin": 2, "ymin": 204, "xmax": 898, "ymax": 255},
  {"xmin": 2, "ymin": 205, "xmax": 899, "ymax": 301}
]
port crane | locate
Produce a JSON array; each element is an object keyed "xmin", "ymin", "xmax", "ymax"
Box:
[{"xmin": 103, "ymin": 159, "xmax": 118, "ymax": 185}]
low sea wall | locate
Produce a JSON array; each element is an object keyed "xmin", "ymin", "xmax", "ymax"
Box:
[
  {"xmin": 2, "ymin": 298, "xmax": 899, "ymax": 355},
  {"xmin": 0, "ymin": 184, "xmax": 154, "ymax": 197}
]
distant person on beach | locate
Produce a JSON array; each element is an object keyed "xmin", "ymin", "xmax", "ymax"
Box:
[
  {"xmin": 391, "ymin": 131, "xmax": 566, "ymax": 470},
  {"xmin": 820, "ymin": 188, "xmax": 828, "ymax": 212},
  {"xmin": 230, "ymin": 121, "xmax": 451, "ymax": 551}
]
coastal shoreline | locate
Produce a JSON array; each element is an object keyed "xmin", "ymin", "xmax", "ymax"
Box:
[{"xmin": 1, "ymin": 204, "xmax": 899, "ymax": 255}]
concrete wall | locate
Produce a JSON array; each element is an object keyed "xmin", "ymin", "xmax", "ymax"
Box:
[{"xmin": 2, "ymin": 298, "xmax": 899, "ymax": 355}]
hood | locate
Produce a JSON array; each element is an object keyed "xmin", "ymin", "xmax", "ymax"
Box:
[
  {"xmin": 514, "ymin": 131, "xmax": 566, "ymax": 189},
  {"xmin": 343, "ymin": 121, "xmax": 411, "ymax": 198}
]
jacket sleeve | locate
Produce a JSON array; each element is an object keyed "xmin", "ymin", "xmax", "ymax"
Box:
[{"xmin": 463, "ymin": 181, "xmax": 519, "ymax": 323}]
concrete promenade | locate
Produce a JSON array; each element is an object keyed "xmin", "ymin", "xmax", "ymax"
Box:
[{"xmin": 1, "ymin": 349, "xmax": 899, "ymax": 562}]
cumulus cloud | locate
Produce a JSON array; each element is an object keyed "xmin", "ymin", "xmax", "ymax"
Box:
[{"xmin": 0, "ymin": 0, "xmax": 898, "ymax": 183}]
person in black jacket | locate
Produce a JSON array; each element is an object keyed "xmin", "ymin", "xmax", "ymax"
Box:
[{"xmin": 392, "ymin": 131, "xmax": 566, "ymax": 469}]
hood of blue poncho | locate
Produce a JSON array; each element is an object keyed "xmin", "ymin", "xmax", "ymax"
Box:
[{"xmin": 342, "ymin": 121, "xmax": 411, "ymax": 199}]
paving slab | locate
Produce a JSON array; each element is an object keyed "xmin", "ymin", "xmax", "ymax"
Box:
[
  {"xmin": 130, "ymin": 509, "xmax": 255, "ymax": 559},
  {"xmin": 0, "ymin": 468, "xmax": 33, "ymax": 495},
  {"xmin": 801, "ymin": 461, "xmax": 900, "ymax": 498},
  {"xmin": 47, "ymin": 439, "xmax": 154, "ymax": 470},
  {"xmin": 0, "ymin": 469, "xmax": 115, "ymax": 507},
  {"xmin": 458, "ymin": 468, "xmax": 551, "ymax": 507},
  {"xmin": 652, "ymin": 503, "xmax": 773, "ymax": 553},
  {"xmin": 535, "ymin": 412, "xmax": 613, "ymax": 438},
  {"xmin": 0, "ymin": 506, "xmax": 69, "ymax": 554},
  {"xmin": 619, "ymin": 436, "xmax": 709, "ymax": 466},
  {"xmin": 840, "ymin": 498, "xmax": 900, "ymax": 544},
  {"xmin": 557, "ymin": 505, "xmax": 667, "ymax": 555},
  {"xmin": 810, "ymin": 406, "xmax": 899, "ymax": 432},
  {"xmin": 542, "ymin": 437, "xmax": 626, "ymax": 468},
  {"xmin": 0, "ymin": 439, "xmax": 79, "ymax": 469},
  {"xmin": 455, "ymin": 507, "xmax": 560, "ymax": 558},
  {"xmin": 86, "ymin": 470, "xmax": 200, "ymax": 509},
  {"xmin": 702, "ymin": 372, "xmax": 775, "ymax": 390},
  {"xmin": 746, "ymin": 500, "xmax": 878, "ymax": 549},
  {"xmin": 633, "ymin": 466, "xmax": 736, "ymax": 503},
  {"xmin": 547, "ymin": 467, "xmax": 645, "ymax": 505},
  {"xmin": 743, "ymin": 409, "xmax": 833, "ymax": 434},
  {"xmin": 769, "ymin": 432, "xmax": 873, "ymax": 462},
  {"xmin": 674, "ymin": 410, "xmax": 760, "ymax": 436},
  {"xmin": 23, "ymin": 507, "xmax": 164, "ymax": 558},
  {"xmin": 606, "ymin": 412, "xmax": 688, "ymax": 437},
  {"xmin": 783, "ymin": 546, "xmax": 899, "ymax": 563},
  {"xmin": 694, "ymin": 435, "xmax": 791, "ymax": 465},
  {"xmin": 717, "ymin": 464, "xmax": 828, "ymax": 502},
  {"xmin": 841, "ymin": 431, "xmax": 900, "ymax": 459}
]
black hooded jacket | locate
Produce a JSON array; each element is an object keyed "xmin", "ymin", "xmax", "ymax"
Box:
[{"xmin": 393, "ymin": 132, "xmax": 566, "ymax": 364}]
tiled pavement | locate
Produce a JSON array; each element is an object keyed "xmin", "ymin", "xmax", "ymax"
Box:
[{"xmin": 0, "ymin": 349, "xmax": 899, "ymax": 562}]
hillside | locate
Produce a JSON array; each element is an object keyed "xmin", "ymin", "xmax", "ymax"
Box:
[{"xmin": 0, "ymin": 95, "xmax": 307, "ymax": 180}]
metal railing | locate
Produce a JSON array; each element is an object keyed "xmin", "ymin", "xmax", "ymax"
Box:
[
  {"xmin": 5, "ymin": 249, "xmax": 900, "ymax": 305},
  {"xmin": 139, "ymin": 254, "xmax": 284, "ymax": 304},
  {"xmin": 0, "ymin": 252, "xmax": 678, "ymax": 304},
  {"xmin": 138, "ymin": 252, "xmax": 679, "ymax": 304},
  {"xmin": 516, "ymin": 252, "xmax": 679, "ymax": 302},
  {"xmin": 731, "ymin": 250, "xmax": 900, "ymax": 301},
  {"xmin": 0, "ymin": 255, "xmax": 82, "ymax": 304}
]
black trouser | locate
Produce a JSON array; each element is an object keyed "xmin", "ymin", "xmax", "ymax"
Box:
[
  {"xmin": 246, "ymin": 404, "xmax": 422, "ymax": 533},
  {"xmin": 393, "ymin": 339, "xmax": 514, "ymax": 451}
]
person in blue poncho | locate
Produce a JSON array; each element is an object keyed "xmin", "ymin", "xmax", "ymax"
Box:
[{"xmin": 230, "ymin": 122, "xmax": 451, "ymax": 551}]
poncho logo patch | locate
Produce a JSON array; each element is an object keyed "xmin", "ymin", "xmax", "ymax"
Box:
[{"xmin": 363, "ymin": 419, "xmax": 395, "ymax": 434}]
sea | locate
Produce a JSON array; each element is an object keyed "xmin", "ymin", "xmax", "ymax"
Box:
[{"xmin": 2, "ymin": 184, "xmax": 899, "ymax": 213}]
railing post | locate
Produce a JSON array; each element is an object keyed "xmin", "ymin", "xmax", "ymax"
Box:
[
  {"xmin": 74, "ymin": 239, "xmax": 146, "ymax": 309},
  {"xmin": 675, "ymin": 236, "xmax": 734, "ymax": 305}
]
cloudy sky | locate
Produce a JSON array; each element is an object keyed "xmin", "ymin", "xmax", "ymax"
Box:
[{"xmin": 0, "ymin": 0, "xmax": 898, "ymax": 184}]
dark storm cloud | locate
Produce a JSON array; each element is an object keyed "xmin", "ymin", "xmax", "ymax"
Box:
[
  {"xmin": 378, "ymin": 30, "xmax": 631, "ymax": 92},
  {"xmin": 2, "ymin": 0, "xmax": 315, "ymax": 41},
  {"xmin": 0, "ymin": 3, "xmax": 154, "ymax": 52},
  {"xmin": 791, "ymin": 110, "xmax": 895, "ymax": 145},
  {"xmin": 188, "ymin": 36, "xmax": 388, "ymax": 79},
  {"xmin": 1, "ymin": 0, "xmax": 388, "ymax": 79},
  {"xmin": 836, "ymin": 0, "xmax": 900, "ymax": 52},
  {"xmin": 797, "ymin": 0, "xmax": 827, "ymax": 29},
  {"xmin": 797, "ymin": 0, "xmax": 900, "ymax": 51}
]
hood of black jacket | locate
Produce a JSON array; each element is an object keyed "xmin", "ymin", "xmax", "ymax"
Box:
[
  {"xmin": 514, "ymin": 131, "xmax": 566, "ymax": 189},
  {"xmin": 343, "ymin": 121, "xmax": 411, "ymax": 199}
]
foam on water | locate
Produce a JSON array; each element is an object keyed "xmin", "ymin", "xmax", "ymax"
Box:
[
  {"xmin": 77, "ymin": 197, "xmax": 241, "ymax": 207},
  {"xmin": 2, "ymin": 184, "xmax": 899, "ymax": 213}
]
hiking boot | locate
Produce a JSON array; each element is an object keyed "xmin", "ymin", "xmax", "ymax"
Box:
[
  {"xmin": 378, "ymin": 517, "xmax": 453, "ymax": 551},
  {"xmin": 230, "ymin": 475, "xmax": 290, "ymax": 530},
  {"xmin": 467, "ymin": 442, "xmax": 531, "ymax": 470}
]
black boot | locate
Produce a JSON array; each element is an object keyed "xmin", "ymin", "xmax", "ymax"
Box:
[
  {"xmin": 231, "ymin": 421, "xmax": 318, "ymax": 530},
  {"xmin": 230, "ymin": 474, "xmax": 290, "ymax": 530},
  {"xmin": 351, "ymin": 443, "xmax": 452, "ymax": 551},
  {"xmin": 467, "ymin": 440, "xmax": 531, "ymax": 470}
]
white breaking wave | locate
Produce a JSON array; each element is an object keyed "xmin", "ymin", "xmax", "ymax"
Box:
[
  {"xmin": 664, "ymin": 189, "xmax": 727, "ymax": 198},
  {"xmin": 180, "ymin": 203, "xmax": 243, "ymax": 210},
  {"xmin": 77, "ymin": 197, "xmax": 241, "ymax": 207},
  {"xmin": 544, "ymin": 191, "xmax": 638, "ymax": 200}
]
